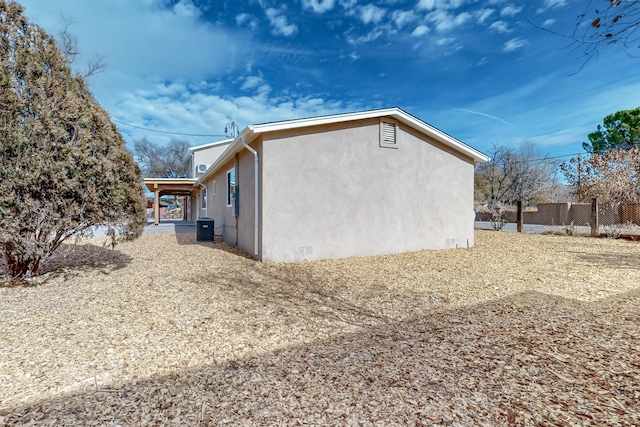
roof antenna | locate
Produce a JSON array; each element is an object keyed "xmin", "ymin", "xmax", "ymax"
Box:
[{"xmin": 225, "ymin": 122, "xmax": 240, "ymax": 138}]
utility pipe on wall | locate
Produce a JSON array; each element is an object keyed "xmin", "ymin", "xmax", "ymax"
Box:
[{"xmin": 241, "ymin": 137, "xmax": 259, "ymax": 256}]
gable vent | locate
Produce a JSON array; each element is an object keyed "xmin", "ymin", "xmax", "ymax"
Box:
[
  {"xmin": 381, "ymin": 122, "xmax": 397, "ymax": 144},
  {"xmin": 379, "ymin": 120, "xmax": 399, "ymax": 148}
]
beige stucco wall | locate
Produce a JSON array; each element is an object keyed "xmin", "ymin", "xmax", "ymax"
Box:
[
  {"xmin": 199, "ymin": 158, "xmax": 237, "ymax": 243},
  {"xmin": 191, "ymin": 141, "xmax": 233, "ymax": 178},
  {"xmin": 235, "ymin": 140, "xmax": 261, "ymax": 257},
  {"xmin": 259, "ymin": 118, "xmax": 476, "ymax": 262}
]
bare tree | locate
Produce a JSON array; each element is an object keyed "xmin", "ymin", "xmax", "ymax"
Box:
[
  {"xmin": 562, "ymin": 147, "xmax": 640, "ymax": 204},
  {"xmin": 506, "ymin": 141, "xmax": 559, "ymax": 206},
  {"xmin": 163, "ymin": 139, "xmax": 191, "ymax": 178},
  {"xmin": 560, "ymin": 155, "xmax": 591, "ymax": 202},
  {"xmin": 133, "ymin": 137, "xmax": 163, "ymax": 177},
  {"xmin": 574, "ymin": 0, "xmax": 640, "ymax": 58},
  {"xmin": 133, "ymin": 138, "xmax": 190, "ymax": 178},
  {"xmin": 57, "ymin": 15, "xmax": 106, "ymax": 78},
  {"xmin": 475, "ymin": 141, "xmax": 559, "ymax": 209},
  {"xmin": 530, "ymin": 0, "xmax": 640, "ymax": 65},
  {"xmin": 475, "ymin": 144, "xmax": 513, "ymax": 210}
]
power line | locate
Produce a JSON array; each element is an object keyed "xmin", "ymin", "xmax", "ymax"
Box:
[
  {"xmin": 111, "ymin": 118, "xmax": 228, "ymax": 137},
  {"xmin": 489, "ymin": 151, "xmax": 589, "ymax": 166},
  {"xmin": 511, "ymin": 152, "xmax": 583, "ymax": 164}
]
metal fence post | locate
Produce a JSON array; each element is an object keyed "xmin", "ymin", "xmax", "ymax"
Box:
[{"xmin": 590, "ymin": 197, "xmax": 599, "ymax": 237}]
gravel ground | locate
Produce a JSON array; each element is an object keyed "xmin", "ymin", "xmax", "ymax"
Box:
[{"xmin": 1, "ymin": 230, "xmax": 639, "ymax": 426}]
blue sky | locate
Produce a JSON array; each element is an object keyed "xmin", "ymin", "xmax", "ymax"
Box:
[{"xmin": 16, "ymin": 0, "xmax": 640, "ymax": 160}]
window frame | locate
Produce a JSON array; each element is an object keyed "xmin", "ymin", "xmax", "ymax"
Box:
[
  {"xmin": 201, "ymin": 187, "xmax": 207, "ymax": 210},
  {"xmin": 226, "ymin": 168, "xmax": 235, "ymax": 207}
]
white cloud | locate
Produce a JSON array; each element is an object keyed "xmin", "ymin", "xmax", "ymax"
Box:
[
  {"xmin": 416, "ymin": 0, "xmax": 467, "ymax": 11},
  {"xmin": 475, "ymin": 9, "xmax": 495, "ymax": 25},
  {"xmin": 489, "ymin": 21, "xmax": 510, "ymax": 33},
  {"xmin": 543, "ymin": 0, "xmax": 569, "ymax": 8},
  {"xmin": 359, "ymin": 4, "xmax": 387, "ymax": 25},
  {"xmin": 391, "ymin": 10, "xmax": 418, "ymax": 28},
  {"xmin": 302, "ymin": 0, "xmax": 336, "ymax": 14},
  {"xmin": 339, "ymin": 0, "xmax": 358, "ymax": 11},
  {"xmin": 265, "ymin": 8, "xmax": 298, "ymax": 37},
  {"xmin": 17, "ymin": 0, "xmax": 248, "ymax": 84},
  {"xmin": 542, "ymin": 19, "xmax": 556, "ymax": 27},
  {"xmin": 503, "ymin": 37, "xmax": 527, "ymax": 52},
  {"xmin": 236, "ymin": 13, "xmax": 258, "ymax": 31},
  {"xmin": 347, "ymin": 26, "xmax": 388, "ymax": 44},
  {"xmin": 111, "ymin": 81, "xmax": 359, "ymax": 146},
  {"xmin": 428, "ymin": 10, "xmax": 472, "ymax": 32},
  {"xmin": 435, "ymin": 37, "xmax": 455, "ymax": 46},
  {"xmin": 172, "ymin": 0, "xmax": 201, "ymax": 19},
  {"xmin": 417, "ymin": 0, "xmax": 436, "ymax": 10},
  {"xmin": 537, "ymin": 0, "xmax": 569, "ymax": 13},
  {"xmin": 500, "ymin": 5, "xmax": 523, "ymax": 17},
  {"xmin": 241, "ymin": 76, "xmax": 268, "ymax": 91},
  {"xmin": 412, "ymin": 25, "xmax": 431, "ymax": 37}
]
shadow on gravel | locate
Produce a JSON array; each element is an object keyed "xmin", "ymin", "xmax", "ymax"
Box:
[
  {"xmin": 570, "ymin": 250, "xmax": 640, "ymax": 270},
  {"xmin": 3, "ymin": 290, "xmax": 640, "ymax": 426},
  {"xmin": 174, "ymin": 232, "xmax": 254, "ymax": 259},
  {"xmin": 0, "ymin": 243, "xmax": 133, "ymax": 287}
]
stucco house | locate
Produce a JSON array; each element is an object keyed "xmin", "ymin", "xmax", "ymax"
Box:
[{"xmin": 193, "ymin": 108, "xmax": 488, "ymax": 262}]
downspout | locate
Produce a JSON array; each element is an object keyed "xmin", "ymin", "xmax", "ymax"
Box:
[
  {"xmin": 199, "ymin": 183, "xmax": 208, "ymax": 218},
  {"xmin": 241, "ymin": 137, "xmax": 259, "ymax": 257}
]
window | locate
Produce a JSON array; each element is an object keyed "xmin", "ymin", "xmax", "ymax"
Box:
[
  {"xmin": 201, "ymin": 187, "xmax": 207, "ymax": 209},
  {"xmin": 379, "ymin": 119, "xmax": 399, "ymax": 148},
  {"xmin": 227, "ymin": 168, "xmax": 236, "ymax": 206}
]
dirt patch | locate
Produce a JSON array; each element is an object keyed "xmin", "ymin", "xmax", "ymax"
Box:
[{"xmin": 1, "ymin": 231, "xmax": 639, "ymax": 425}]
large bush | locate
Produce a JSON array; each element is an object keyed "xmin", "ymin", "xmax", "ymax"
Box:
[{"xmin": 0, "ymin": 1, "xmax": 146, "ymax": 277}]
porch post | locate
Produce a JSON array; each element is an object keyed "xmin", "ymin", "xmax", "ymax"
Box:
[
  {"xmin": 154, "ymin": 191, "xmax": 160, "ymax": 225},
  {"xmin": 183, "ymin": 196, "xmax": 188, "ymax": 221}
]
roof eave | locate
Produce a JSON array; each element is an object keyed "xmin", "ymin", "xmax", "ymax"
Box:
[
  {"xmin": 387, "ymin": 110, "xmax": 490, "ymax": 163},
  {"xmin": 195, "ymin": 108, "xmax": 489, "ymax": 185}
]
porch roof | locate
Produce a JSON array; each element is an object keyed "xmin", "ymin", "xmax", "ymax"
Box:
[{"xmin": 143, "ymin": 178, "xmax": 198, "ymax": 197}]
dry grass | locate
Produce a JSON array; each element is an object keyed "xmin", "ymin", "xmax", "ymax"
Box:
[{"xmin": 1, "ymin": 230, "xmax": 639, "ymax": 426}]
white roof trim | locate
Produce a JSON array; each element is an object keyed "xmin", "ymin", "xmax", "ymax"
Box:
[
  {"xmin": 188, "ymin": 138, "xmax": 234, "ymax": 152},
  {"xmin": 143, "ymin": 178, "xmax": 197, "ymax": 182},
  {"xmin": 196, "ymin": 108, "xmax": 489, "ymax": 185}
]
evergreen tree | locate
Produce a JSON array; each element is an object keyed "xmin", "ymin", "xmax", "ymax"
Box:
[
  {"xmin": 0, "ymin": 1, "xmax": 146, "ymax": 277},
  {"xmin": 583, "ymin": 107, "xmax": 640, "ymax": 153}
]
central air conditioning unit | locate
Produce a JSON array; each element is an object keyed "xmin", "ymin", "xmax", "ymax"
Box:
[{"xmin": 196, "ymin": 163, "xmax": 210, "ymax": 175}]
